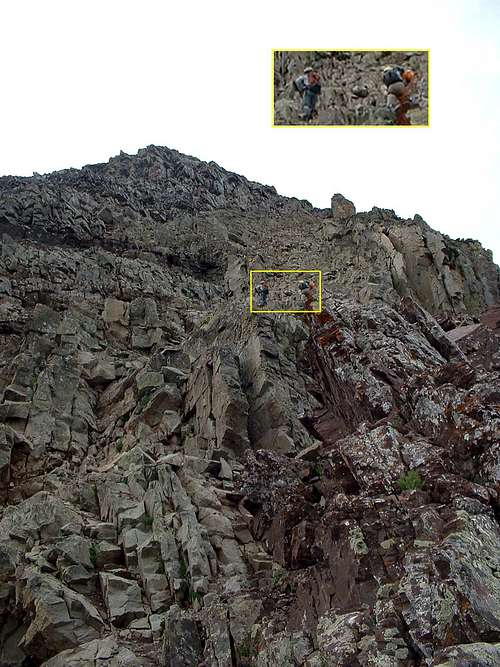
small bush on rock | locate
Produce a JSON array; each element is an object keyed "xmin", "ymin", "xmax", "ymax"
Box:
[
  {"xmin": 89, "ymin": 544, "xmax": 98, "ymax": 568},
  {"xmin": 398, "ymin": 470, "xmax": 423, "ymax": 491}
]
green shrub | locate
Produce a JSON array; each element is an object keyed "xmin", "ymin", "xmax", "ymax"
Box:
[
  {"xmin": 144, "ymin": 515, "xmax": 154, "ymax": 527},
  {"xmin": 398, "ymin": 470, "xmax": 423, "ymax": 491},
  {"xmin": 272, "ymin": 565, "xmax": 285, "ymax": 586},
  {"xmin": 136, "ymin": 388, "xmax": 154, "ymax": 412},
  {"xmin": 238, "ymin": 637, "xmax": 252, "ymax": 657},
  {"xmin": 188, "ymin": 589, "xmax": 202, "ymax": 605},
  {"xmin": 313, "ymin": 463, "xmax": 323, "ymax": 478},
  {"xmin": 179, "ymin": 558, "xmax": 188, "ymax": 579},
  {"xmin": 89, "ymin": 544, "xmax": 98, "ymax": 568}
]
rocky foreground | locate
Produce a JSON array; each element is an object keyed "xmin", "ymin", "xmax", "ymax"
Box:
[
  {"xmin": 274, "ymin": 51, "xmax": 429, "ymax": 126},
  {"xmin": 0, "ymin": 146, "xmax": 499, "ymax": 666}
]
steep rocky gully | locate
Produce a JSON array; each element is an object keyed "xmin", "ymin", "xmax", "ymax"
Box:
[{"xmin": 0, "ymin": 146, "xmax": 499, "ymax": 666}]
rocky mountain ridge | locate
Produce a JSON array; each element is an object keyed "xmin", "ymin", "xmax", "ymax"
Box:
[{"xmin": 0, "ymin": 146, "xmax": 499, "ymax": 666}]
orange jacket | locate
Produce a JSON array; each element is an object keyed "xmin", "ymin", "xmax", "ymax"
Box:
[{"xmin": 402, "ymin": 69, "xmax": 416, "ymax": 85}]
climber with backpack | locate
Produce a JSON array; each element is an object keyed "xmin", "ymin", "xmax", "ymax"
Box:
[
  {"xmin": 383, "ymin": 65, "xmax": 418, "ymax": 125},
  {"xmin": 294, "ymin": 67, "xmax": 321, "ymax": 121},
  {"xmin": 298, "ymin": 277, "xmax": 316, "ymax": 309},
  {"xmin": 254, "ymin": 280, "xmax": 270, "ymax": 308}
]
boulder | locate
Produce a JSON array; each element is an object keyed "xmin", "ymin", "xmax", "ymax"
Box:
[
  {"xmin": 161, "ymin": 607, "xmax": 203, "ymax": 667},
  {"xmin": 41, "ymin": 637, "xmax": 144, "ymax": 667},
  {"xmin": 99, "ymin": 573, "xmax": 145, "ymax": 627},
  {"xmin": 17, "ymin": 568, "xmax": 104, "ymax": 659},
  {"xmin": 433, "ymin": 642, "xmax": 500, "ymax": 667},
  {"xmin": 331, "ymin": 194, "xmax": 356, "ymax": 220}
]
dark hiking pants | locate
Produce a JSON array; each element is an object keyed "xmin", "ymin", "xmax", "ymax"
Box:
[{"xmin": 303, "ymin": 90, "xmax": 317, "ymax": 119}]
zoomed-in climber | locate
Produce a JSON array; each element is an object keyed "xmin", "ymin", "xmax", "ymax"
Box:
[
  {"xmin": 382, "ymin": 65, "xmax": 419, "ymax": 125},
  {"xmin": 293, "ymin": 66, "xmax": 322, "ymax": 121}
]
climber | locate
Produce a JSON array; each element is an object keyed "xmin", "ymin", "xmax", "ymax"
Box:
[
  {"xmin": 299, "ymin": 277, "xmax": 316, "ymax": 309},
  {"xmin": 294, "ymin": 67, "xmax": 321, "ymax": 121},
  {"xmin": 303, "ymin": 67, "xmax": 321, "ymax": 120},
  {"xmin": 254, "ymin": 280, "xmax": 269, "ymax": 308},
  {"xmin": 383, "ymin": 65, "xmax": 418, "ymax": 125}
]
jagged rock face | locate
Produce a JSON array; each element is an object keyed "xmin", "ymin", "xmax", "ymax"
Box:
[
  {"xmin": 0, "ymin": 146, "xmax": 499, "ymax": 665},
  {"xmin": 323, "ymin": 211, "xmax": 500, "ymax": 317},
  {"xmin": 273, "ymin": 50, "xmax": 429, "ymax": 125}
]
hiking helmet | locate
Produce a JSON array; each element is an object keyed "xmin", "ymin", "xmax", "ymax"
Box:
[{"xmin": 304, "ymin": 66, "xmax": 313, "ymax": 73}]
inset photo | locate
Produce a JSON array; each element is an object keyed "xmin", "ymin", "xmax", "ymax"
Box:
[{"xmin": 273, "ymin": 49, "xmax": 429, "ymax": 127}]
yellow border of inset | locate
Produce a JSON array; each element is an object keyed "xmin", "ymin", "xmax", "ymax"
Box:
[
  {"xmin": 250, "ymin": 270, "xmax": 322, "ymax": 314},
  {"xmin": 271, "ymin": 48, "xmax": 430, "ymax": 128}
]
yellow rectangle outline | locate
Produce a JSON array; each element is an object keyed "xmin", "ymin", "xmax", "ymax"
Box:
[
  {"xmin": 250, "ymin": 269, "xmax": 322, "ymax": 313},
  {"xmin": 271, "ymin": 48, "xmax": 430, "ymax": 128}
]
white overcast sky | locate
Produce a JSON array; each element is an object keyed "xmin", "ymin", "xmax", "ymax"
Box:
[{"xmin": 1, "ymin": 0, "xmax": 499, "ymax": 263}]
